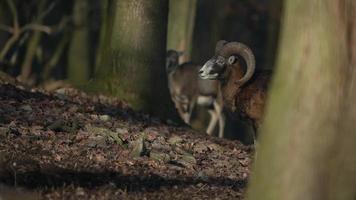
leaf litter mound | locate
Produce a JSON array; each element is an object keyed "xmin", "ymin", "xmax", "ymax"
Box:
[{"xmin": 0, "ymin": 81, "xmax": 253, "ymax": 200}]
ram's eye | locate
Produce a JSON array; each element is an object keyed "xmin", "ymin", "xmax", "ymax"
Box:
[
  {"xmin": 228, "ymin": 56, "xmax": 236, "ymax": 65},
  {"xmin": 216, "ymin": 56, "xmax": 225, "ymax": 66}
]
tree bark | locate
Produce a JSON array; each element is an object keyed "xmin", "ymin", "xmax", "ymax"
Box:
[
  {"xmin": 68, "ymin": 0, "xmax": 90, "ymax": 87},
  {"xmin": 92, "ymin": 0, "xmax": 178, "ymax": 119},
  {"xmin": 247, "ymin": 1, "xmax": 356, "ymax": 200},
  {"xmin": 167, "ymin": 0, "xmax": 197, "ymax": 62}
]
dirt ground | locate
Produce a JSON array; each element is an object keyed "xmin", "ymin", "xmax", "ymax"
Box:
[{"xmin": 0, "ymin": 81, "xmax": 253, "ymax": 200}]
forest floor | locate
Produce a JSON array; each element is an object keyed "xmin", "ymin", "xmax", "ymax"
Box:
[{"xmin": 0, "ymin": 80, "xmax": 253, "ymax": 200}]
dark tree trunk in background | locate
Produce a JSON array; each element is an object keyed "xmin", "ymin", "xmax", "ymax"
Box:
[
  {"xmin": 264, "ymin": 0, "xmax": 283, "ymax": 69},
  {"xmin": 167, "ymin": 0, "xmax": 197, "ymax": 62},
  {"xmin": 92, "ymin": 0, "xmax": 178, "ymax": 120},
  {"xmin": 19, "ymin": 0, "xmax": 46, "ymax": 84},
  {"xmin": 191, "ymin": 0, "xmax": 225, "ymax": 63},
  {"xmin": 0, "ymin": 1, "xmax": 10, "ymax": 55},
  {"xmin": 68, "ymin": 0, "xmax": 90, "ymax": 87},
  {"xmin": 94, "ymin": 0, "xmax": 110, "ymax": 72},
  {"xmin": 247, "ymin": 1, "xmax": 356, "ymax": 200}
]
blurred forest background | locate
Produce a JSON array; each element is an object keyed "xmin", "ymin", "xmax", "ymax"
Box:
[
  {"xmin": 0, "ymin": 0, "xmax": 281, "ymax": 142},
  {"xmin": 0, "ymin": 0, "xmax": 279, "ymax": 84}
]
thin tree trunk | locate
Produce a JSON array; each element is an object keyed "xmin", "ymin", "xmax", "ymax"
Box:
[
  {"xmin": 19, "ymin": 31, "xmax": 42, "ymax": 83},
  {"xmin": 19, "ymin": 0, "xmax": 46, "ymax": 84},
  {"xmin": 247, "ymin": 1, "xmax": 356, "ymax": 200},
  {"xmin": 0, "ymin": 0, "xmax": 19, "ymax": 62},
  {"xmin": 93, "ymin": 0, "xmax": 115, "ymax": 76},
  {"xmin": 264, "ymin": 0, "xmax": 283, "ymax": 70},
  {"xmin": 191, "ymin": 0, "xmax": 225, "ymax": 62},
  {"xmin": 167, "ymin": 0, "xmax": 197, "ymax": 62},
  {"xmin": 92, "ymin": 0, "xmax": 178, "ymax": 120},
  {"xmin": 0, "ymin": 1, "xmax": 10, "ymax": 52},
  {"xmin": 42, "ymin": 31, "xmax": 70, "ymax": 81},
  {"xmin": 68, "ymin": 0, "xmax": 90, "ymax": 87},
  {"xmin": 94, "ymin": 0, "xmax": 109, "ymax": 72}
]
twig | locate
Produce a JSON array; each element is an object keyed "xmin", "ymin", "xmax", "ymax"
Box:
[
  {"xmin": 0, "ymin": 32, "xmax": 20, "ymax": 61},
  {"xmin": 0, "ymin": 0, "xmax": 56, "ymax": 61},
  {"xmin": 6, "ymin": 0, "xmax": 19, "ymax": 30},
  {"xmin": 0, "ymin": 24, "xmax": 13, "ymax": 33},
  {"xmin": 19, "ymin": 0, "xmax": 47, "ymax": 83},
  {"xmin": 42, "ymin": 31, "xmax": 70, "ymax": 80},
  {"xmin": 54, "ymin": 16, "xmax": 71, "ymax": 32},
  {"xmin": 37, "ymin": 1, "xmax": 57, "ymax": 21},
  {"xmin": 195, "ymin": 183, "xmax": 207, "ymax": 193},
  {"xmin": 21, "ymin": 24, "xmax": 52, "ymax": 34},
  {"xmin": 0, "ymin": 0, "xmax": 20, "ymax": 60}
]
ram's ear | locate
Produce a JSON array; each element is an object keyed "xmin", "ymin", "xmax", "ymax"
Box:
[
  {"xmin": 166, "ymin": 50, "xmax": 179, "ymax": 73},
  {"xmin": 166, "ymin": 59, "xmax": 178, "ymax": 74},
  {"xmin": 215, "ymin": 40, "xmax": 228, "ymax": 54}
]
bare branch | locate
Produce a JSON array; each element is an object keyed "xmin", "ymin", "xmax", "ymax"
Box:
[
  {"xmin": 0, "ymin": 24, "xmax": 13, "ymax": 33},
  {"xmin": 6, "ymin": 0, "xmax": 19, "ymax": 30},
  {"xmin": 0, "ymin": 33, "xmax": 20, "ymax": 61},
  {"xmin": 0, "ymin": 0, "xmax": 20, "ymax": 61},
  {"xmin": 21, "ymin": 24, "xmax": 52, "ymax": 34},
  {"xmin": 37, "ymin": 1, "xmax": 58, "ymax": 20},
  {"xmin": 53, "ymin": 16, "xmax": 71, "ymax": 32}
]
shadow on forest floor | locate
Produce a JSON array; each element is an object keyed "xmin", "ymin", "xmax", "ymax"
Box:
[{"xmin": 1, "ymin": 169, "xmax": 246, "ymax": 192}]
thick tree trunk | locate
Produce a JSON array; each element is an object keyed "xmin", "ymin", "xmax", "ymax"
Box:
[
  {"xmin": 247, "ymin": 1, "xmax": 356, "ymax": 200},
  {"xmin": 68, "ymin": 0, "xmax": 90, "ymax": 87},
  {"xmin": 92, "ymin": 0, "xmax": 177, "ymax": 119},
  {"xmin": 167, "ymin": 0, "xmax": 197, "ymax": 62}
]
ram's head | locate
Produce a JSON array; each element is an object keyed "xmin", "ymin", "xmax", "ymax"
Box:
[{"xmin": 199, "ymin": 40, "xmax": 256, "ymax": 86}]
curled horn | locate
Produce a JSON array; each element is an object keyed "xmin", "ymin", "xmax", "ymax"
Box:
[
  {"xmin": 215, "ymin": 40, "xmax": 228, "ymax": 54},
  {"xmin": 220, "ymin": 42, "xmax": 256, "ymax": 86}
]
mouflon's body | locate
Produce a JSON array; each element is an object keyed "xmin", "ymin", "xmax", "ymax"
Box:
[
  {"xmin": 166, "ymin": 50, "xmax": 225, "ymax": 137},
  {"xmin": 199, "ymin": 41, "xmax": 271, "ymax": 136}
]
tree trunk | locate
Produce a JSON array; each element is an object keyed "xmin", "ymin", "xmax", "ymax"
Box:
[
  {"xmin": 0, "ymin": 1, "xmax": 10, "ymax": 53},
  {"xmin": 167, "ymin": 0, "xmax": 197, "ymax": 62},
  {"xmin": 191, "ymin": 0, "xmax": 225, "ymax": 62},
  {"xmin": 19, "ymin": 0, "xmax": 46, "ymax": 83},
  {"xmin": 93, "ymin": 0, "xmax": 115, "ymax": 77},
  {"xmin": 264, "ymin": 0, "xmax": 283, "ymax": 70},
  {"xmin": 94, "ymin": 0, "xmax": 110, "ymax": 72},
  {"xmin": 42, "ymin": 31, "xmax": 70, "ymax": 81},
  {"xmin": 68, "ymin": 0, "xmax": 90, "ymax": 87},
  {"xmin": 92, "ymin": 0, "xmax": 177, "ymax": 119},
  {"xmin": 247, "ymin": 1, "xmax": 356, "ymax": 200}
]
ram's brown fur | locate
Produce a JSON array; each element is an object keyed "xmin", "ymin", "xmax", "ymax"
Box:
[
  {"xmin": 221, "ymin": 67, "xmax": 271, "ymax": 130},
  {"xmin": 199, "ymin": 41, "xmax": 271, "ymax": 134}
]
